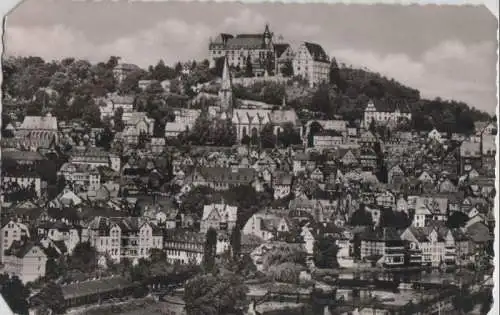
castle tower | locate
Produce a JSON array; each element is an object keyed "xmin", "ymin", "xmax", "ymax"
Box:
[
  {"xmin": 263, "ymin": 24, "xmax": 272, "ymax": 49},
  {"xmin": 219, "ymin": 56, "xmax": 233, "ymax": 119}
]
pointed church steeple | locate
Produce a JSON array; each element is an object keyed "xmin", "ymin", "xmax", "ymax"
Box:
[
  {"xmin": 263, "ymin": 24, "xmax": 272, "ymax": 49},
  {"xmin": 219, "ymin": 56, "xmax": 233, "ymax": 119}
]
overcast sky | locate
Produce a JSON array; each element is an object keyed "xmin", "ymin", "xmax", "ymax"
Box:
[{"xmin": 3, "ymin": 0, "xmax": 497, "ymax": 113}]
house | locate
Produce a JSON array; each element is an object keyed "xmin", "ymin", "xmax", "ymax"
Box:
[
  {"xmin": 200, "ymin": 202, "xmax": 238, "ymax": 234},
  {"xmin": 358, "ymin": 130, "xmax": 378, "ymax": 147},
  {"xmin": 412, "ymin": 203, "xmax": 431, "ymax": 228},
  {"xmin": 313, "ymin": 130, "xmax": 344, "ymax": 149},
  {"xmin": 274, "ymin": 43, "xmax": 294, "ymax": 75},
  {"xmin": 0, "ymin": 220, "xmax": 31, "ymax": 262},
  {"xmin": 69, "ymin": 146, "xmax": 121, "ymax": 172},
  {"xmin": 189, "ymin": 167, "xmax": 257, "ymax": 191},
  {"xmin": 363, "ymin": 100, "xmax": 411, "ymax": 129},
  {"xmin": 375, "ymin": 191, "xmax": 396, "ymax": 209},
  {"xmin": 3, "ymin": 241, "xmax": 47, "ymax": 284},
  {"xmin": 164, "ymin": 108, "xmax": 201, "ymax": 138},
  {"xmin": 37, "ymin": 221, "xmax": 80, "ymax": 255},
  {"xmin": 163, "ymin": 230, "xmax": 204, "ymax": 265},
  {"xmin": 459, "ymin": 141, "xmax": 482, "ymax": 174},
  {"xmin": 309, "ymin": 167, "xmax": 324, "ymax": 182},
  {"xmin": 272, "ymin": 172, "xmax": 292, "ymax": 200},
  {"xmin": 58, "ymin": 163, "xmax": 101, "ymax": 193},
  {"xmin": 388, "ymin": 165, "xmax": 405, "ymax": 185},
  {"xmin": 242, "ymin": 210, "xmax": 292, "ymax": 241},
  {"xmin": 359, "ymin": 228, "xmax": 405, "ymax": 267},
  {"xmin": 138, "ymin": 80, "xmax": 159, "ymax": 91},
  {"xmin": 49, "ymin": 188, "xmax": 83, "ymax": 208},
  {"xmin": 2, "ymin": 168, "xmax": 43, "ymax": 197},
  {"xmin": 97, "ymin": 93, "xmax": 134, "ymax": 120},
  {"xmin": 87, "ymin": 217, "xmax": 163, "ymax": 263},
  {"xmin": 293, "ymin": 42, "xmax": 330, "ymax": 87}
]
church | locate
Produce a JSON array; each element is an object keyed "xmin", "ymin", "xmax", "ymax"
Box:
[
  {"xmin": 211, "ymin": 56, "xmax": 302, "ymax": 142},
  {"xmin": 14, "ymin": 113, "xmax": 59, "ymax": 150}
]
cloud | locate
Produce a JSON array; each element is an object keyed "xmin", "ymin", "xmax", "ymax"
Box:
[
  {"xmin": 221, "ymin": 8, "xmax": 267, "ymax": 33},
  {"xmin": 331, "ymin": 40, "xmax": 497, "ymax": 113},
  {"xmin": 5, "ymin": 19, "xmax": 212, "ymax": 66}
]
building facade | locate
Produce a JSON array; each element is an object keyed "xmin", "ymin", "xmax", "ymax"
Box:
[{"xmin": 292, "ymin": 42, "xmax": 330, "ymax": 87}]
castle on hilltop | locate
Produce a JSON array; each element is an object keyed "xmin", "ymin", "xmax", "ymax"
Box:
[{"xmin": 208, "ymin": 24, "xmax": 293, "ymax": 77}]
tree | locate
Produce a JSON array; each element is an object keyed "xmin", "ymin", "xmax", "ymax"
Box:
[
  {"xmin": 311, "ymin": 84, "xmax": 334, "ymax": 118},
  {"xmin": 0, "ymin": 274, "xmax": 30, "ymax": 315},
  {"xmin": 260, "ymin": 123, "xmax": 276, "ymax": 149},
  {"xmin": 96, "ymin": 125, "xmax": 114, "ymax": 150},
  {"xmin": 281, "ymin": 60, "xmax": 294, "ymax": 77},
  {"xmin": 313, "ymin": 235, "xmax": 340, "ymax": 268},
  {"xmin": 245, "ymin": 56, "xmax": 254, "ymax": 77},
  {"xmin": 45, "ymin": 258, "xmax": 65, "ymax": 280},
  {"xmin": 31, "ymin": 281, "xmax": 66, "ymax": 314},
  {"xmin": 308, "ymin": 121, "xmax": 323, "ymax": 148},
  {"xmin": 174, "ymin": 62, "xmax": 183, "ymax": 75},
  {"xmin": 230, "ymin": 226, "xmax": 241, "ymax": 260},
  {"xmin": 184, "ymin": 272, "xmax": 248, "ymax": 315},
  {"xmin": 68, "ymin": 242, "xmax": 97, "ymax": 273},
  {"xmin": 119, "ymin": 69, "xmax": 147, "ymax": 94},
  {"xmin": 277, "ymin": 122, "xmax": 302, "ymax": 148},
  {"xmin": 329, "ymin": 58, "xmax": 344, "ymax": 91},
  {"xmin": 452, "ymin": 288, "xmax": 475, "ymax": 314},
  {"xmin": 378, "ymin": 209, "xmax": 411, "ymax": 229},
  {"xmin": 203, "ymin": 228, "xmax": 217, "ymax": 273},
  {"xmin": 151, "ymin": 59, "xmax": 176, "ymax": 81},
  {"xmin": 113, "ymin": 107, "xmax": 125, "ymax": 132},
  {"xmin": 82, "ymin": 101, "xmax": 102, "ymax": 127},
  {"xmin": 349, "ymin": 207, "xmax": 374, "ymax": 227},
  {"xmin": 446, "ymin": 211, "xmax": 469, "ymax": 229}
]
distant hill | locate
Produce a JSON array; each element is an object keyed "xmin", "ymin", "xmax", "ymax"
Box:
[{"xmin": 283, "ymin": 63, "xmax": 493, "ymax": 134}]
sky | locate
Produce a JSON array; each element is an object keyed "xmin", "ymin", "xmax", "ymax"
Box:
[{"xmin": 3, "ymin": 0, "xmax": 498, "ymax": 114}]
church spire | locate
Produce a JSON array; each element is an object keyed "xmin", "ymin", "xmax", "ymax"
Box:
[{"xmin": 219, "ymin": 55, "xmax": 233, "ymax": 119}]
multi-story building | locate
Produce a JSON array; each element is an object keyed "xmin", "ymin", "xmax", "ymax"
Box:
[
  {"xmin": 87, "ymin": 217, "xmax": 163, "ymax": 263},
  {"xmin": 57, "ymin": 162, "xmax": 101, "ymax": 192},
  {"xmin": 97, "ymin": 93, "xmax": 134, "ymax": 120},
  {"xmin": 200, "ymin": 203, "xmax": 238, "ymax": 234},
  {"xmin": 164, "ymin": 108, "xmax": 201, "ymax": 138},
  {"xmin": 3, "ymin": 241, "xmax": 47, "ymax": 284},
  {"xmin": 37, "ymin": 221, "xmax": 80, "ymax": 254},
  {"xmin": 189, "ymin": 167, "xmax": 257, "ymax": 191},
  {"xmin": 360, "ymin": 228, "xmax": 405, "ymax": 267},
  {"xmin": 313, "ymin": 130, "xmax": 344, "ymax": 149},
  {"xmin": 69, "ymin": 146, "xmax": 121, "ymax": 172},
  {"xmin": 292, "ymin": 42, "xmax": 330, "ymax": 87},
  {"xmin": 208, "ymin": 24, "xmax": 275, "ymax": 76},
  {"xmin": 2, "ymin": 169, "xmax": 42, "ymax": 197},
  {"xmin": 363, "ymin": 100, "xmax": 412, "ymax": 128},
  {"xmin": 242, "ymin": 211, "xmax": 292, "ymax": 241},
  {"xmin": 0, "ymin": 220, "xmax": 31, "ymax": 262},
  {"xmin": 163, "ymin": 230, "xmax": 204, "ymax": 265}
]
